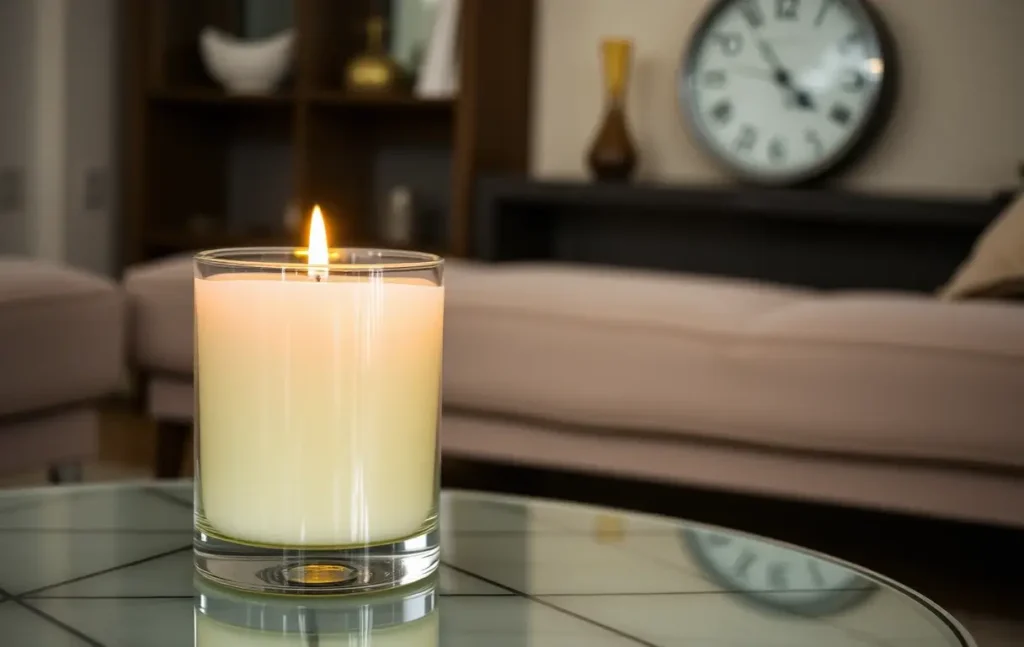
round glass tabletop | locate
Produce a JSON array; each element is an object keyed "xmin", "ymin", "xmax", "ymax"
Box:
[{"xmin": 0, "ymin": 482, "xmax": 972, "ymax": 646}]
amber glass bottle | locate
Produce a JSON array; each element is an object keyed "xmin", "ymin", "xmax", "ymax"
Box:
[{"xmin": 586, "ymin": 38, "xmax": 638, "ymax": 182}]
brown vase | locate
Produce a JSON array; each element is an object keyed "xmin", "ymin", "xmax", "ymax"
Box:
[{"xmin": 586, "ymin": 38, "xmax": 638, "ymax": 182}]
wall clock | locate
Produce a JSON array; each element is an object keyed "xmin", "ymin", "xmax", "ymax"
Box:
[
  {"xmin": 679, "ymin": 0, "xmax": 896, "ymax": 185},
  {"xmin": 682, "ymin": 528, "xmax": 876, "ymax": 616}
]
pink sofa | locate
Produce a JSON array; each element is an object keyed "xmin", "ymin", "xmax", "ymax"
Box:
[
  {"xmin": 0, "ymin": 258, "xmax": 125, "ymax": 480},
  {"xmin": 124, "ymin": 257, "xmax": 1024, "ymax": 526},
  {"xmin": 441, "ymin": 261, "xmax": 1024, "ymax": 528}
]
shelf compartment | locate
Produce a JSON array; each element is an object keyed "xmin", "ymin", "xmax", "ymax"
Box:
[{"xmin": 144, "ymin": 100, "xmax": 296, "ymax": 252}]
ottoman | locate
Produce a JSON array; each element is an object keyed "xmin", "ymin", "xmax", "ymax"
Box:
[
  {"xmin": 0, "ymin": 258, "xmax": 125, "ymax": 481},
  {"xmin": 123, "ymin": 256, "xmax": 194, "ymax": 477}
]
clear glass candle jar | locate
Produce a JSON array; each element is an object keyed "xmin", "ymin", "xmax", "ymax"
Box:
[{"xmin": 192, "ymin": 247, "xmax": 444, "ymax": 594}]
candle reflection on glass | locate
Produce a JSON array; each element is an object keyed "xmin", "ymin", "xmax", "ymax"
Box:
[{"xmin": 194, "ymin": 573, "xmax": 439, "ymax": 646}]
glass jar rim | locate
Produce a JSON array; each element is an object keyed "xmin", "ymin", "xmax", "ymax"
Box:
[{"xmin": 194, "ymin": 247, "xmax": 444, "ymax": 273}]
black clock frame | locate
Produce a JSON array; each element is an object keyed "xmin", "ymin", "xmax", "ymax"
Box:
[{"xmin": 677, "ymin": 0, "xmax": 899, "ymax": 187}]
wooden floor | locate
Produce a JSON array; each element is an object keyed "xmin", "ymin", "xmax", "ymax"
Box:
[{"xmin": 2, "ymin": 402, "xmax": 1020, "ymax": 644}]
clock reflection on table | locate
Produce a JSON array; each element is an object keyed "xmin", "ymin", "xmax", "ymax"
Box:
[{"xmin": 682, "ymin": 527, "xmax": 877, "ymax": 617}]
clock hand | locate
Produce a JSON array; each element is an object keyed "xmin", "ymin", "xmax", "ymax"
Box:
[
  {"xmin": 736, "ymin": 18, "xmax": 816, "ymax": 112},
  {"xmin": 756, "ymin": 40, "xmax": 792, "ymax": 86},
  {"xmin": 720, "ymin": 65, "xmax": 816, "ymax": 110},
  {"xmin": 756, "ymin": 40, "xmax": 816, "ymax": 111}
]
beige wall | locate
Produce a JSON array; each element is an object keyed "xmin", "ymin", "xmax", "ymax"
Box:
[
  {"xmin": 0, "ymin": 0, "xmax": 34, "ymax": 255},
  {"xmin": 531, "ymin": 0, "xmax": 1024, "ymax": 195},
  {"xmin": 63, "ymin": 0, "xmax": 117, "ymax": 275},
  {"xmin": 29, "ymin": 0, "xmax": 69, "ymax": 263}
]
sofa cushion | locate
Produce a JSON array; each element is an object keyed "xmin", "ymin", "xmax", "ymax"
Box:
[
  {"xmin": 123, "ymin": 255, "xmax": 194, "ymax": 374},
  {"xmin": 0, "ymin": 258, "xmax": 125, "ymax": 416},
  {"xmin": 942, "ymin": 193, "xmax": 1024, "ymax": 300},
  {"xmin": 751, "ymin": 293, "xmax": 1024, "ymax": 359},
  {"xmin": 443, "ymin": 262, "xmax": 1024, "ymax": 470},
  {"xmin": 446, "ymin": 262, "xmax": 811, "ymax": 336}
]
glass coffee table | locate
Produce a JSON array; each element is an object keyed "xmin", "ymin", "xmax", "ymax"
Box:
[{"xmin": 0, "ymin": 481, "xmax": 972, "ymax": 646}]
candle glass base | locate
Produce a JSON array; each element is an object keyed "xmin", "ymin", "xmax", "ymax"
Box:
[
  {"xmin": 194, "ymin": 523, "xmax": 440, "ymax": 595},
  {"xmin": 195, "ymin": 570, "xmax": 439, "ymax": 644}
]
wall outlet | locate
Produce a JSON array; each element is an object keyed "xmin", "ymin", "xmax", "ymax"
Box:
[
  {"xmin": 0, "ymin": 167, "xmax": 24, "ymax": 215},
  {"xmin": 84, "ymin": 167, "xmax": 108, "ymax": 211}
]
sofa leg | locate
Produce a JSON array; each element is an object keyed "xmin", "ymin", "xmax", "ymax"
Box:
[
  {"xmin": 155, "ymin": 421, "xmax": 191, "ymax": 479},
  {"xmin": 47, "ymin": 462, "xmax": 83, "ymax": 484}
]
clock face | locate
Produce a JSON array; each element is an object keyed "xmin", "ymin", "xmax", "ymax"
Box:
[
  {"xmin": 680, "ymin": 0, "xmax": 894, "ymax": 184},
  {"xmin": 683, "ymin": 528, "xmax": 876, "ymax": 616}
]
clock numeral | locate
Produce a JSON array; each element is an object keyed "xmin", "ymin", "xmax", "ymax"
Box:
[
  {"xmin": 734, "ymin": 125, "xmax": 758, "ymax": 154},
  {"xmin": 768, "ymin": 138, "xmax": 786, "ymax": 163},
  {"xmin": 711, "ymin": 32, "xmax": 744, "ymax": 56},
  {"xmin": 768, "ymin": 563, "xmax": 791, "ymax": 590},
  {"xmin": 814, "ymin": 0, "xmax": 836, "ymax": 27},
  {"xmin": 776, "ymin": 0, "xmax": 800, "ymax": 20},
  {"xmin": 805, "ymin": 129, "xmax": 824, "ymax": 157},
  {"xmin": 733, "ymin": 550, "xmax": 757, "ymax": 579},
  {"xmin": 710, "ymin": 100, "xmax": 733, "ymax": 124},
  {"xmin": 739, "ymin": 0, "xmax": 765, "ymax": 27},
  {"xmin": 840, "ymin": 70, "xmax": 865, "ymax": 92},
  {"xmin": 704, "ymin": 69, "xmax": 727, "ymax": 88},
  {"xmin": 829, "ymin": 103, "xmax": 853, "ymax": 126}
]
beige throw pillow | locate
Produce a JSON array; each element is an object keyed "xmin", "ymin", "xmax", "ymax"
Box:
[{"xmin": 941, "ymin": 193, "xmax": 1024, "ymax": 300}]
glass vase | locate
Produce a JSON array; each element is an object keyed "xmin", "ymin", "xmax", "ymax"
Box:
[{"xmin": 586, "ymin": 38, "xmax": 639, "ymax": 181}]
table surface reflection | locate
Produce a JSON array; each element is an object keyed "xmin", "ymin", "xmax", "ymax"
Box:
[{"xmin": 0, "ymin": 481, "xmax": 971, "ymax": 646}]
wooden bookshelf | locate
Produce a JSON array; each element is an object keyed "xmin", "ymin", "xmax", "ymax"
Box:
[{"xmin": 119, "ymin": 0, "xmax": 534, "ymax": 266}]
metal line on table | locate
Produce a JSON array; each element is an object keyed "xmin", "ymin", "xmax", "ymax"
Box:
[
  {"xmin": 16, "ymin": 545, "xmax": 191, "ymax": 598},
  {"xmin": 0, "ymin": 584, "xmax": 106, "ymax": 647}
]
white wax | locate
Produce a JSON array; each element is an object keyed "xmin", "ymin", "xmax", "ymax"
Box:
[{"xmin": 195, "ymin": 273, "xmax": 443, "ymax": 547}]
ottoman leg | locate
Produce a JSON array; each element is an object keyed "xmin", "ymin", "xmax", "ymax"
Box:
[
  {"xmin": 46, "ymin": 463, "xmax": 84, "ymax": 484},
  {"xmin": 155, "ymin": 421, "xmax": 191, "ymax": 479}
]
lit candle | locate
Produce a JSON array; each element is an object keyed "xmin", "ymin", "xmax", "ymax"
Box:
[{"xmin": 194, "ymin": 207, "xmax": 444, "ymax": 548}]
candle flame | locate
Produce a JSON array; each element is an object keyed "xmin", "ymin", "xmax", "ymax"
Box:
[{"xmin": 308, "ymin": 205, "xmax": 329, "ymax": 279}]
